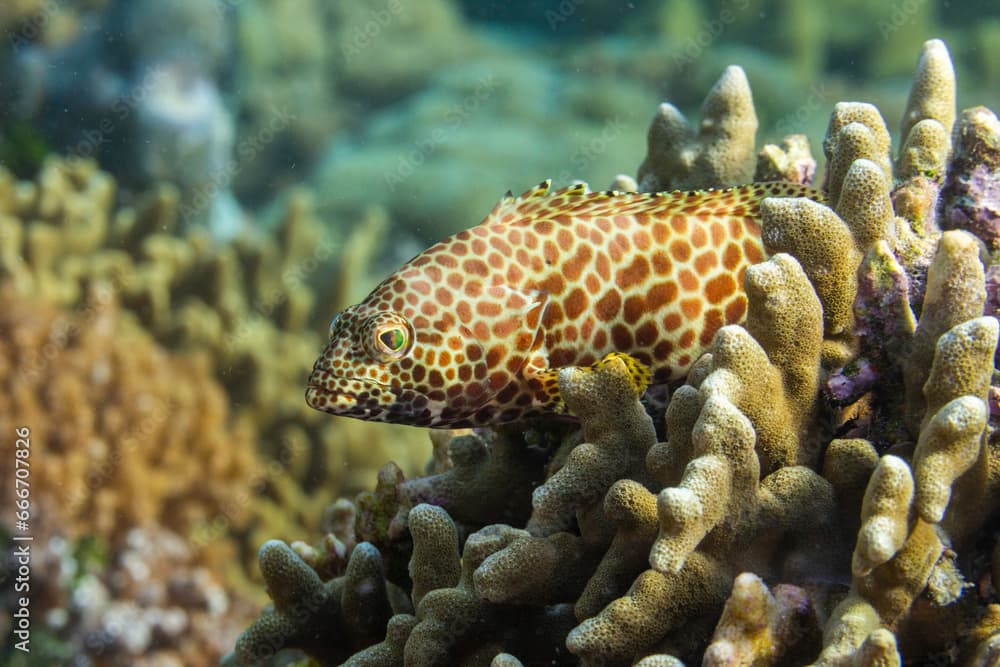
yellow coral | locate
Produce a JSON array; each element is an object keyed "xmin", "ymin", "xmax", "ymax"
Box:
[
  {"xmin": 408, "ymin": 503, "xmax": 461, "ymax": 606},
  {"xmin": 836, "ymin": 158, "xmax": 896, "ymax": 252},
  {"xmin": 528, "ymin": 352, "xmax": 657, "ymax": 536},
  {"xmin": 899, "ymin": 40, "xmax": 956, "ymax": 155},
  {"xmin": 0, "ymin": 157, "xmax": 430, "ymax": 572},
  {"xmin": 904, "ymin": 230, "xmax": 987, "ymax": 432},
  {"xmin": 823, "ymin": 105, "xmax": 893, "ymax": 203},
  {"xmin": 637, "ymin": 66, "xmax": 758, "ymax": 191},
  {"xmin": 852, "ymin": 455, "xmax": 914, "ymax": 578},
  {"xmin": 760, "ymin": 198, "xmax": 860, "ymax": 341}
]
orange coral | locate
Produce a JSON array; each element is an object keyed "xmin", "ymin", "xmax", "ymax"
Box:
[{"xmin": 0, "ymin": 283, "xmax": 258, "ymax": 551}]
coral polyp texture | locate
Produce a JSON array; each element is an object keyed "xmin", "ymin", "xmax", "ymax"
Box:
[{"xmin": 235, "ymin": 39, "xmax": 1000, "ymax": 666}]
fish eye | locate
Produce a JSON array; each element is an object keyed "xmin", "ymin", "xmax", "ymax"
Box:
[
  {"xmin": 378, "ymin": 326, "xmax": 407, "ymax": 352},
  {"xmin": 364, "ymin": 314, "xmax": 414, "ymax": 362},
  {"xmin": 328, "ymin": 313, "xmax": 341, "ymax": 336},
  {"xmin": 374, "ymin": 324, "xmax": 411, "ymax": 360}
]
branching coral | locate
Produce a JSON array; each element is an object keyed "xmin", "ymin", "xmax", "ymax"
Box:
[
  {"xmin": 400, "ymin": 428, "xmax": 549, "ymax": 529},
  {"xmin": 234, "ymin": 540, "xmax": 394, "ymax": 665},
  {"xmin": 527, "ymin": 353, "xmax": 658, "ymax": 537},
  {"xmin": 940, "ymin": 107, "xmax": 1000, "ymax": 252},
  {"xmin": 637, "ymin": 65, "xmax": 758, "ymax": 192},
  {"xmin": 562, "ymin": 252, "xmax": 835, "ymax": 662},
  {"xmin": 235, "ymin": 38, "xmax": 1000, "ymax": 667},
  {"xmin": 0, "ymin": 151, "xmax": 427, "ymax": 666},
  {"xmin": 703, "ymin": 573, "xmax": 821, "ymax": 666},
  {"xmin": 0, "ymin": 156, "xmax": 429, "ymax": 559}
]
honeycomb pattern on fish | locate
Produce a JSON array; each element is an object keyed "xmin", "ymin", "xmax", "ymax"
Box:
[{"xmin": 307, "ymin": 180, "xmax": 821, "ymax": 427}]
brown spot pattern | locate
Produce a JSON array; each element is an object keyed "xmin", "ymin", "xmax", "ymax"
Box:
[
  {"xmin": 681, "ymin": 298, "xmax": 702, "ymax": 319},
  {"xmin": 564, "ymin": 287, "xmax": 587, "ymax": 320},
  {"xmin": 670, "ymin": 239, "xmax": 691, "ymax": 262},
  {"xmin": 705, "ymin": 274, "xmax": 737, "ymax": 304},
  {"xmin": 595, "ymin": 291, "xmax": 621, "ymax": 321},
  {"xmin": 725, "ymin": 296, "xmax": 747, "ymax": 323}
]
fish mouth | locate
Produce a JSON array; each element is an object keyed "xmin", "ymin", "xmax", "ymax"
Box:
[
  {"xmin": 304, "ymin": 384, "xmax": 354, "ymax": 409},
  {"xmin": 305, "ymin": 370, "xmax": 382, "ymax": 407},
  {"xmin": 305, "ymin": 370, "xmax": 416, "ymax": 422},
  {"xmin": 305, "ymin": 382, "xmax": 384, "ymax": 419}
]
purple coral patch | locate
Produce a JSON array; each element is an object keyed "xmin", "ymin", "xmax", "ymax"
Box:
[
  {"xmin": 943, "ymin": 164, "xmax": 1000, "ymax": 251},
  {"xmin": 825, "ymin": 359, "xmax": 877, "ymax": 404}
]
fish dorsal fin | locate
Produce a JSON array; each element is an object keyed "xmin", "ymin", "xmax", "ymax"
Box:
[
  {"xmin": 661, "ymin": 181, "xmax": 825, "ymax": 207},
  {"xmin": 552, "ymin": 181, "xmax": 590, "ymax": 197},
  {"xmin": 479, "ymin": 179, "xmax": 596, "ymax": 226},
  {"xmin": 480, "ymin": 191, "xmax": 517, "ymax": 226},
  {"xmin": 478, "ymin": 179, "xmax": 824, "ymax": 227},
  {"xmin": 633, "ymin": 181, "xmax": 826, "ymax": 221},
  {"xmin": 721, "ymin": 181, "xmax": 826, "ymax": 205},
  {"xmin": 525, "ymin": 179, "xmax": 554, "ymax": 198},
  {"xmin": 479, "ymin": 180, "xmax": 550, "ymax": 226}
]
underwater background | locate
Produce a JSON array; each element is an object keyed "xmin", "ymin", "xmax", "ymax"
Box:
[{"xmin": 1, "ymin": 0, "xmax": 1000, "ymax": 665}]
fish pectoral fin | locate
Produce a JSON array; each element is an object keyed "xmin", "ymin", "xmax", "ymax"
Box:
[
  {"xmin": 592, "ymin": 352, "xmax": 652, "ymax": 397},
  {"xmin": 470, "ymin": 285, "xmax": 565, "ymax": 411},
  {"xmin": 522, "ymin": 362, "xmax": 567, "ymax": 414},
  {"xmin": 526, "ymin": 352, "xmax": 650, "ymax": 415},
  {"xmin": 479, "ymin": 285, "xmax": 548, "ymax": 359}
]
